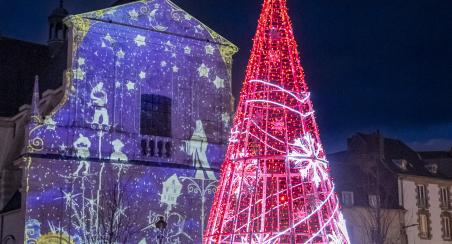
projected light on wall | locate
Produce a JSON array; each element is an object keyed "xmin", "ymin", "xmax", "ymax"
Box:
[{"xmin": 24, "ymin": 0, "xmax": 237, "ymax": 243}]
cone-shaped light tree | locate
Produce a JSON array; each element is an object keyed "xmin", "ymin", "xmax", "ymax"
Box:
[{"xmin": 204, "ymin": 0, "xmax": 350, "ymax": 243}]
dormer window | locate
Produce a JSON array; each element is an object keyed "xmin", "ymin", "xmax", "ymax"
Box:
[
  {"xmin": 425, "ymin": 164, "xmax": 438, "ymax": 174},
  {"xmin": 392, "ymin": 159, "xmax": 407, "ymax": 170}
]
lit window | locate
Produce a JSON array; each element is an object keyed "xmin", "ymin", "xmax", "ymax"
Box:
[
  {"xmin": 443, "ymin": 214, "xmax": 452, "ymax": 240},
  {"xmin": 440, "ymin": 187, "xmax": 450, "ymax": 209},
  {"xmin": 419, "ymin": 213, "xmax": 429, "ymax": 238},
  {"xmin": 368, "ymin": 194, "xmax": 380, "ymax": 208},
  {"xmin": 140, "ymin": 94, "xmax": 171, "ymax": 137},
  {"xmin": 417, "ymin": 184, "xmax": 428, "ymax": 208},
  {"xmin": 341, "ymin": 191, "xmax": 354, "ymax": 207}
]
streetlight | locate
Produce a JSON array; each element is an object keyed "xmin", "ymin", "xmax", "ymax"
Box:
[{"xmin": 155, "ymin": 216, "xmax": 167, "ymax": 244}]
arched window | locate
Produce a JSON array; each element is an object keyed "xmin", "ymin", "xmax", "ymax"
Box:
[
  {"xmin": 140, "ymin": 94, "xmax": 171, "ymax": 137},
  {"xmin": 3, "ymin": 235, "xmax": 16, "ymax": 244}
]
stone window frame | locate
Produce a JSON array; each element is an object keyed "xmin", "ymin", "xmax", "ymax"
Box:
[
  {"xmin": 341, "ymin": 191, "xmax": 354, "ymax": 207},
  {"xmin": 417, "ymin": 209, "xmax": 432, "ymax": 240},
  {"xmin": 441, "ymin": 211, "xmax": 452, "ymax": 241},
  {"xmin": 439, "ymin": 186, "xmax": 451, "ymax": 210},
  {"xmin": 415, "ymin": 184, "xmax": 430, "ymax": 209}
]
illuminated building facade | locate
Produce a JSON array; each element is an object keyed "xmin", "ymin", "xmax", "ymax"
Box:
[{"xmin": 11, "ymin": 0, "xmax": 238, "ymax": 243}]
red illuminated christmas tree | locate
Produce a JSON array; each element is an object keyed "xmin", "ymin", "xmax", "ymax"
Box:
[{"xmin": 204, "ymin": 0, "xmax": 350, "ymax": 243}]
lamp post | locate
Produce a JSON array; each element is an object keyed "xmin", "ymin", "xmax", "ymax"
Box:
[{"xmin": 155, "ymin": 216, "xmax": 167, "ymax": 244}]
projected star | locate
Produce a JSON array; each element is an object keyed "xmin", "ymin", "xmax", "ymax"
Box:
[
  {"xmin": 126, "ymin": 81, "xmax": 135, "ymax": 91},
  {"xmin": 172, "ymin": 65, "xmax": 179, "ymax": 73},
  {"xmin": 73, "ymin": 68, "xmax": 85, "ymax": 80},
  {"xmin": 129, "ymin": 9, "xmax": 139, "ymax": 20},
  {"xmin": 104, "ymin": 33, "xmax": 115, "ymax": 43},
  {"xmin": 139, "ymin": 71, "xmax": 146, "ymax": 79},
  {"xmin": 116, "ymin": 49, "xmax": 125, "ymax": 59},
  {"xmin": 197, "ymin": 64, "xmax": 210, "ymax": 78},
  {"xmin": 77, "ymin": 57, "xmax": 85, "ymax": 66},
  {"xmin": 184, "ymin": 46, "xmax": 191, "ymax": 54},
  {"xmin": 212, "ymin": 76, "xmax": 224, "ymax": 89},
  {"xmin": 205, "ymin": 44, "xmax": 215, "ymax": 55},
  {"xmin": 134, "ymin": 35, "xmax": 146, "ymax": 47}
]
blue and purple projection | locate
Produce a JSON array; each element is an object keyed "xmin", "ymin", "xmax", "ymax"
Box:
[{"xmin": 24, "ymin": 0, "xmax": 237, "ymax": 243}]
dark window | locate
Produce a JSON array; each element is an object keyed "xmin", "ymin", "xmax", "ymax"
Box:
[{"xmin": 140, "ymin": 94, "xmax": 171, "ymax": 137}]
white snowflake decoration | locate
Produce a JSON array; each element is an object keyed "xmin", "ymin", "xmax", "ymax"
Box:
[{"xmin": 287, "ymin": 134, "xmax": 329, "ymax": 188}]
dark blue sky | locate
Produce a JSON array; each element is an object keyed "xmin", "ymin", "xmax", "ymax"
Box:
[{"xmin": 1, "ymin": 0, "xmax": 451, "ymax": 152}]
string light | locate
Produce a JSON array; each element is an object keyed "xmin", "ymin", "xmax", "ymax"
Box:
[{"xmin": 204, "ymin": 0, "xmax": 350, "ymax": 243}]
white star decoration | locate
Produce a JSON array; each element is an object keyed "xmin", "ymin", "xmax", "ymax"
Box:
[
  {"xmin": 126, "ymin": 81, "xmax": 135, "ymax": 91},
  {"xmin": 77, "ymin": 57, "xmax": 85, "ymax": 66},
  {"xmin": 139, "ymin": 71, "xmax": 146, "ymax": 79},
  {"xmin": 134, "ymin": 35, "xmax": 146, "ymax": 47},
  {"xmin": 104, "ymin": 33, "xmax": 115, "ymax": 43},
  {"xmin": 205, "ymin": 44, "xmax": 215, "ymax": 55},
  {"xmin": 73, "ymin": 68, "xmax": 85, "ymax": 80},
  {"xmin": 184, "ymin": 46, "xmax": 191, "ymax": 54},
  {"xmin": 164, "ymin": 41, "xmax": 175, "ymax": 52},
  {"xmin": 197, "ymin": 64, "xmax": 210, "ymax": 78},
  {"xmin": 115, "ymin": 81, "xmax": 121, "ymax": 88},
  {"xmin": 161, "ymin": 61, "xmax": 167, "ymax": 67},
  {"xmin": 44, "ymin": 116, "xmax": 56, "ymax": 130},
  {"xmin": 59, "ymin": 144, "xmax": 67, "ymax": 152},
  {"xmin": 172, "ymin": 65, "xmax": 179, "ymax": 73},
  {"xmin": 128, "ymin": 9, "xmax": 139, "ymax": 20},
  {"xmin": 212, "ymin": 76, "xmax": 225, "ymax": 89},
  {"xmin": 116, "ymin": 49, "xmax": 125, "ymax": 59}
]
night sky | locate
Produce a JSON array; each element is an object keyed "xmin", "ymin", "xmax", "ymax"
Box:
[{"xmin": 1, "ymin": 0, "xmax": 451, "ymax": 152}]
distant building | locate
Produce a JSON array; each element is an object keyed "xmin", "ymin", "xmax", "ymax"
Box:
[
  {"xmin": 330, "ymin": 132, "xmax": 452, "ymax": 244},
  {"xmin": 0, "ymin": 0, "xmax": 237, "ymax": 243},
  {"xmin": 0, "ymin": 2, "xmax": 68, "ymax": 117}
]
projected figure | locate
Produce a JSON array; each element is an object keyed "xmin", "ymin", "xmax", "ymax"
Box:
[
  {"xmin": 183, "ymin": 120, "xmax": 216, "ymax": 180},
  {"xmin": 160, "ymin": 174, "xmax": 182, "ymax": 213},
  {"xmin": 90, "ymin": 82, "xmax": 109, "ymax": 127},
  {"xmin": 73, "ymin": 134, "xmax": 91, "ymax": 175},
  {"xmin": 25, "ymin": 219, "xmax": 41, "ymax": 244},
  {"xmin": 110, "ymin": 139, "xmax": 127, "ymax": 161}
]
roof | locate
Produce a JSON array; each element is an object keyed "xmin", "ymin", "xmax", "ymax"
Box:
[
  {"xmin": 419, "ymin": 150, "xmax": 452, "ymax": 159},
  {"xmin": 329, "ymin": 132, "xmax": 452, "ymax": 209},
  {"xmin": 346, "ymin": 132, "xmax": 451, "ymax": 179},
  {"xmin": 112, "ymin": 0, "xmax": 138, "ymax": 6},
  {"xmin": 68, "ymin": 0, "xmax": 237, "ymax": 49},
  {"xmin": 0, "ymin": 36, "xmax": 67, "ymax": 117}
]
